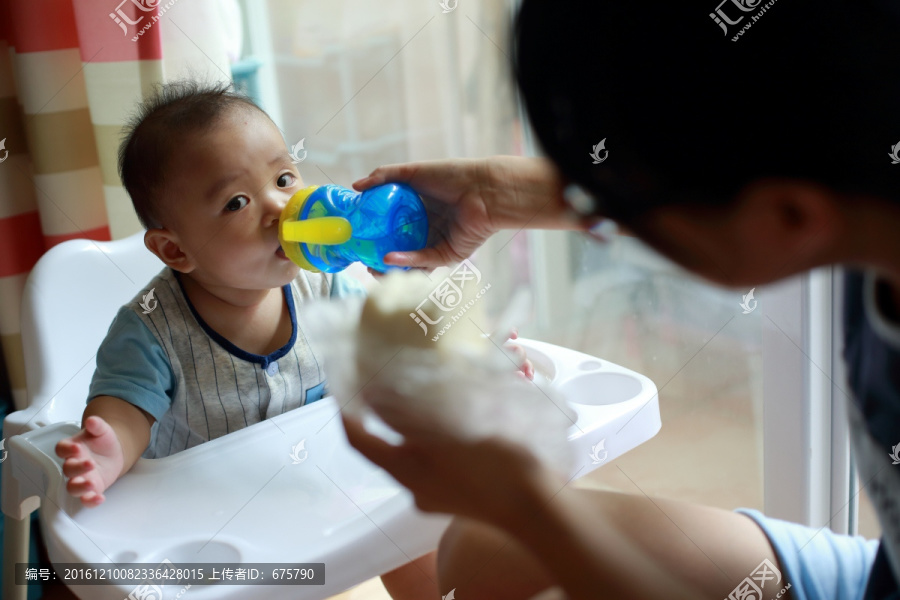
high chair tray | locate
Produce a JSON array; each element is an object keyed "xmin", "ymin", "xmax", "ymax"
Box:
[{"xmin": 4, "ymin": 338, "xmax": 660, "ymax": 600}]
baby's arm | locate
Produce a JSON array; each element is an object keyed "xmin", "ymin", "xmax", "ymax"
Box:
[{"xmin": 55, "ymin": 396, "xmax": 155, "ymax": 507}]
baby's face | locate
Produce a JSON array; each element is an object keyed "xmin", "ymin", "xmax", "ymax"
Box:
[{"xmin": 163, "ymin": 106, "xmax": 303, "ymax": 291}]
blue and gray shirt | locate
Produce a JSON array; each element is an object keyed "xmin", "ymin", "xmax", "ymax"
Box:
[{"xmin": 87, "ymin": 266, "xmax": 364, "ymax": 458}]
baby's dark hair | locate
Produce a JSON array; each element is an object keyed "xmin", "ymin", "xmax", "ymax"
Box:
[
  {"xmin": 118, "ymin": 80, "xmax": 265, "ymax": 230},
  {"xmin": 514, "ymin": 0, "xmax": 900, "ymax": 224}
]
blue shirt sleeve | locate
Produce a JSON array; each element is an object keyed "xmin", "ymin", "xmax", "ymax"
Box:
[
  {"xmin": 330, "ymin": 272, "xmax": 368, "ymax": 298},
  {"xmin": 87, "ymin": 307, "xmax": 175, "ymax": 423}
]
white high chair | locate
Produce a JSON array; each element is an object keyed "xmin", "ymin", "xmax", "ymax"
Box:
[{"xmin": 2, "ymin": 232, "xmax": 662, "ymax": 600}]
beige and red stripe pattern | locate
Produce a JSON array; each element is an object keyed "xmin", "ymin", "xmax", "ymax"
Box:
[
  {"xmin": 9, "ymin": 0, "xmax": 111, "ymax": 249},
  {"xmin": 0, "ymin": 0, "xmax": 41, "ymax": 409},
  {"xmin": 0, "ymin": 0, "xmax": 232, "ymax": 410},
  {"xmin": 70, "ymin": 0, "xmax": 234, "ymax": 238},
  {"xmin": 1, "ymin": 0, "xmax": 112, "ymax": 409},
  {"xmin": 72, "ymin": 0, "xmax": 164, "ymax": 239},
  {"xmin": 0, "ymin": 0, "xmax": 83, "ymax": 410}
]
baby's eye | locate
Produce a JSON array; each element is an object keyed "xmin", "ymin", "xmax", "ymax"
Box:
[
  {"xmin": 276, "ymin": 173, "xmax": 296, "ymax": 188},
  {"xmin": 225, "ymin": 195, "xmax": 249, "ymax": 212}
]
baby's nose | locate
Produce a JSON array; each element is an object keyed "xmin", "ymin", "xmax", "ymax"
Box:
[{"xmin": 265, "ymin": 193, "xmax": 288, "ymax": 220}]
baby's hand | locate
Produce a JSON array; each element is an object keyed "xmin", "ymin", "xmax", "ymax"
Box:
[
  {"xmin": 504, "ymin": 328, "xmax": 535, "ymax": 380},
  {"xmin": 55, "ymin": 416, "xmax": 125, "ymax": 507}
]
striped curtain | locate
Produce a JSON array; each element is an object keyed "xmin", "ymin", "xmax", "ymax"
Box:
[{"xmin": 0, "ymin": 0, "xmax": 233, "ymax": 410}]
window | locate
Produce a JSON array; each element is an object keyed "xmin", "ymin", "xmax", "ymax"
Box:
[{"xmin": 241, "ymin": 0, "xmax": 866, "ymax": 541}]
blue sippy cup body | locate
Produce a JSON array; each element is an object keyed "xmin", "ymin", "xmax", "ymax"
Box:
[{"xmin": 284, "ymin": 183, "xmax": 429, "ymax": 273}]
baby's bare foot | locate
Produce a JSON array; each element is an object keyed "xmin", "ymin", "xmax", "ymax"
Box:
[{"xmin": 55, "ymin": 416, "xmax": 125, "ymax": 507}]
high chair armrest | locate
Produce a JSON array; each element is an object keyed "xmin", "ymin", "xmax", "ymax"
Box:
[{"xmin": 2, "ymin": 422, "xmax": 82, "ymax": 520}]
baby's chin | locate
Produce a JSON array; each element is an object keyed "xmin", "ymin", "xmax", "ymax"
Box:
[
  {"xmin": 224, "ymin": 263, "xmax": 300, "ymax": 291},
  {"xmin": 269, "ymin": 262, "xmax": 301, "ymax": 287}
]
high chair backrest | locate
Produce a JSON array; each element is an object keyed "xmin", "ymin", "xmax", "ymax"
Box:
[{"xmin": 19, "ymin": 233, "xmax": 163, "ymax": 425}]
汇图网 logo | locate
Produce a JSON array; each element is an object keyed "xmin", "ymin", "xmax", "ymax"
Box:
[
  {"xmin": 290, "ymin": 139, "xmax": 307, "ymax": 164},
  {"xmin": 709, "ymin": 0, "xmax": 762, "ymax": 34},
  {"xmin": 290, "ymin": 440, "xmax": 308, "ymax": 464},
  {"xmin": 409, "ymin": 260, "xmax": 491, "ymax": 342},
  {"xmin": 725, "ymin": 558, "xmax": 790, "ymax": 600},
  {"xmin": 110, "ymin": 0, "xmax": 182, "ymax": 42},
  {"xmin": 589, "ymin": 439, "xmax": 607, "ymax": 464},
  {"xmin": 589, "ymin": 139, "xmax": 608, "ymax": 164},
  {"xmin": 109, "ymin": 0, "xmax": 158, "ymax": 35},
  {"xmin": 889, "ymin": 141, "xmax": 900, "ymax": 165},
  {"xmin": 740, "ymin": 288, "xmax": 757, "ymax": 314},
  {"xmin": 710, "ymin": 0, "xmax": 781, "ymax": 42},
  {"xmin": 140, "ymin": 288, "xmax": 158, "ymax": 314}
]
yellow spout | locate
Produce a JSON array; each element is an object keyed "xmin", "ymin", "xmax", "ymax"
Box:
[
  {"xmin": 281, "ymin": 217, "xmax": 352, "ymax": 245},
  {"xmin": 278, "ymin": 186, "xmax": 354, "ymax": 272}
]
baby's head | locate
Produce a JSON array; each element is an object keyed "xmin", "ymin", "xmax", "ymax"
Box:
[
  {"xmin": 119, "ymin": 80, "xmax": 303, "ymax": 291},
  {"xmin": 119, "ymin": 80, "xmax": 266, "ymax": 231}
]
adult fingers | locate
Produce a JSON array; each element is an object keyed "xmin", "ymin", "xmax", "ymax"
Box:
[
  {"xmin": 382, "ymin": 248, "xmax": 455, "ymax": 271},
  {"xmin": 341, "ymin": 413, "xmax": 402, "ymax": 468},
  {"xmin": 352, "ymin": 163, "xmax": 422, "ymax": 191},
  {"xmin": 341, "ymin": 413, "xmax": 440, "ymax": 495}
]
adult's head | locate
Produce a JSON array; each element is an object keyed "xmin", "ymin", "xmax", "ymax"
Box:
[{"xmin": 515, "ymin": 0, "xmax": 900, "ymax": 286}]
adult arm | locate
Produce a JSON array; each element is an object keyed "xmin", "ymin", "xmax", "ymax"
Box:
[{"xmin": 342, "ymin": 415, "xmax": 700, "ymax": 600}]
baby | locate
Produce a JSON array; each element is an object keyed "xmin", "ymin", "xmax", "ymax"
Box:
[
  {"xmin": 54, "ymin": 80, "xmax": 368, "ymax": 502},
  {"xmin": 54, "ymin": 80, "xmax": 532, "ymax": 600}
]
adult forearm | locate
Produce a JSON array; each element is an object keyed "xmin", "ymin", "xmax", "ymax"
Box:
[
  {"xmin": 502, "ymin": 482, "xmax": 701, "ymax": 600},
  {"xmin": 480, "ymin": 156, "xmax": 584, "ymax": 232}
]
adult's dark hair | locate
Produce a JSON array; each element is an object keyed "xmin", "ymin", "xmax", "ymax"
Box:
[
  {"xmin": 118, "ymin": 80, "xmax": 263, "ymax": 230},
  {"xmin": 514, "ymin": 0, "xmax": 900, "ymax": 223}
]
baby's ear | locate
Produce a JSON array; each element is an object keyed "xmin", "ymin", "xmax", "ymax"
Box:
[{"xmin": 144, "ymin": 229, "xmax": 195, "ymax": 273}]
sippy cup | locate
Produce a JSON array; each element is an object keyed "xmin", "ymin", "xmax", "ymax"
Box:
[{"xmin": 278, "ymin": 183, "xmax": 429, "ymax": 273}]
